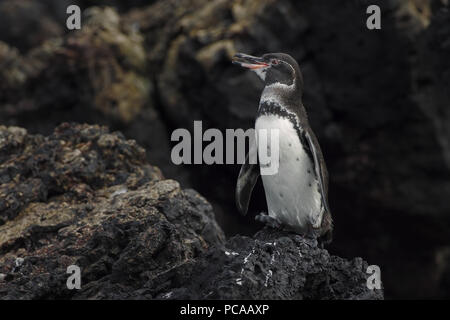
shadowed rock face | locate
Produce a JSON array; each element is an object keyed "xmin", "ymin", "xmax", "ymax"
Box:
[
  {"xmin": 0, "ymin": 124, "xmax": 379, "ymax": 300},
  {"xmin": 165, "ymin": 228, "xmax": 383, "ymax": 300},
  {"xmin": 0, "ymin": 0, "xmax": 156, "ymax": 53},
  {"xmin": 0, "ymin": 7, "xmax": 150, "ymax": 124},
  {"xmin": 414, "ymin": 4, "xmax": 450, "ymax": 299},
  {"xmin": 0, "ymin": 5, "xmax": 189, "ymax": 189},
  {"xmin": 0, "ymin": 0, "xmax": 66, "ymax": 53}
]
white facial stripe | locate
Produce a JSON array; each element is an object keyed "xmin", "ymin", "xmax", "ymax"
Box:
[
  {"xmin": 265, "ymin": 60, "xmax": 296, "ymax": 89},
  {"xmin": 265, "ymin": 81, "xmax": 295, "ymax": 91},
  {"xmin": 253, "ymin": 67, "xmax": 267, "ymax": 81},
  {"xmin": 279, "ymin": 60, "xmax": 296, "ymax": 76}
]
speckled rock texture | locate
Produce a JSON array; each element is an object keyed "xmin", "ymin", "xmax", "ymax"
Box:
[
  {"xmin": 0, "ymin": 124, "xmax": 380, "ymax": 300},
  {"xmin": 0, "ymin": 7, "xmax": 150, "ymax": 124},
  {"xmin": 0, "ymin": 123, "xmax": 224, "ymax": 299},
  {"xmin": 165, "ymin": 228, "xmax": 383, "ymax": 300},
  {"xmin": 0, "ymin": 5, "xmax": 184, "ymax": 188}
]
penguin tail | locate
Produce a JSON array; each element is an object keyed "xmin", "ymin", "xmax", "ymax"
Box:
[{"xmin": 318, "ymin": 211, "xmax": 333, "ymax": 245}]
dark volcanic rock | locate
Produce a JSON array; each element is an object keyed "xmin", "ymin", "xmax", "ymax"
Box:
[
  {"xmin": 166, "ymin": 228, "xmax": 383, "ymax": 300},
  {"xmin": 0, "ymin": 7, "xmax": 151, "ymax": 124},
  {"xmin": 0, "ymin": 124, "xmax": 379, "ymax": 300},
  {"xmin": 0, "ymin": 6, "xmax": 186, "ymax": 187},
  {"xmin": 0, "ymin": 0, "xmax": 66, "ymax": 53},
  {"xmin": 0, "ymin": 0, "xmax": 156, "ymax": 53},
  {"xmin": 0, "ymin": 122, "xmax": 160, "ymax": 225},
  {"xmin": 0, "ymin": 123, "xmax": 224, "ymax": 299},
  {"xmin": 413, "ymin": 3, "xmax": 450, "ymax": 166},
  {"xmin": 413, "ymin": 3, "xmax": 450, "ymax": 299}
]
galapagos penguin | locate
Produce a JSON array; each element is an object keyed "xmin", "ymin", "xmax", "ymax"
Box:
[{"xmin": 232, "ymin": 52, "xmax": 333, "ymax": 243}]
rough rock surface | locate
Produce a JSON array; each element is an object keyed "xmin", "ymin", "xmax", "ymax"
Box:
[
  {"xmin": 0, "ymin": 0, "xmax": 156, "ymax": 53},
  {"xmin": 0, "ymin": 5, "xmax": 188, "ymax": 189},
  {"xmin": 414, "ymin": 4, "xmax": 450, "ymax": 299},
  {"xmin": 0, "ymin": 0, "xmax": 66, "ymax": 53},
  {"xmin": 166, "ymin": 229, "xmax": 383, "ymax": 300},
  {"xmin": 0, "ymin": 124, "xmax": 380, "ymax": 300},
  {"xmin": 0, "ymin": 7, "xmax": 150, "ymax": 123}
]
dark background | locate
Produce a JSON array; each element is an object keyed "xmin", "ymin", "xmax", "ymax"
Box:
[{"xmin": 0, "ymin": 0, "xmax": 449, "ymax": 299}]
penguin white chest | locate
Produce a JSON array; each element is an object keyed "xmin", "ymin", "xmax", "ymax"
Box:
[{"xmin": 255, "ymin": 114, "xmax": 322, "ymax": 232}]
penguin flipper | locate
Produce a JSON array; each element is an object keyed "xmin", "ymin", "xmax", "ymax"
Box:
[
  {"xmin": 303, "ymin": 130, "xmax": 331, "ymax": 229},
  {"xmin": 235, "ymin": 146, "xmax": 260, "ymax": 216}
]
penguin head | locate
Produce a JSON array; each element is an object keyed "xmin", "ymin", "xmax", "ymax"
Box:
[{"xmin": 232, "ymin": 52, "xmax": 303, "ymax": 90}]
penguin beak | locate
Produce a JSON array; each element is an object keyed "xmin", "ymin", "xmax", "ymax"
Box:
[{"xmin": 232, "ymin": 53, "xmax": 269, "ymax": 69}]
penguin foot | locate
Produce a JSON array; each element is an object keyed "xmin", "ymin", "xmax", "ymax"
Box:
[
  {"xmin": 255, "ymin": 213, "xmax": 281, "ymax": 229},
  {"xmin": 294, "ymin": 234, "xmax": 317, "ymax": 247}
]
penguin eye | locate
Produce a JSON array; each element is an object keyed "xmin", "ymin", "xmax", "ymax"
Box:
[{"xmin": 271, "ymin": 59, "xmax": 279, "ymax": 65}]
